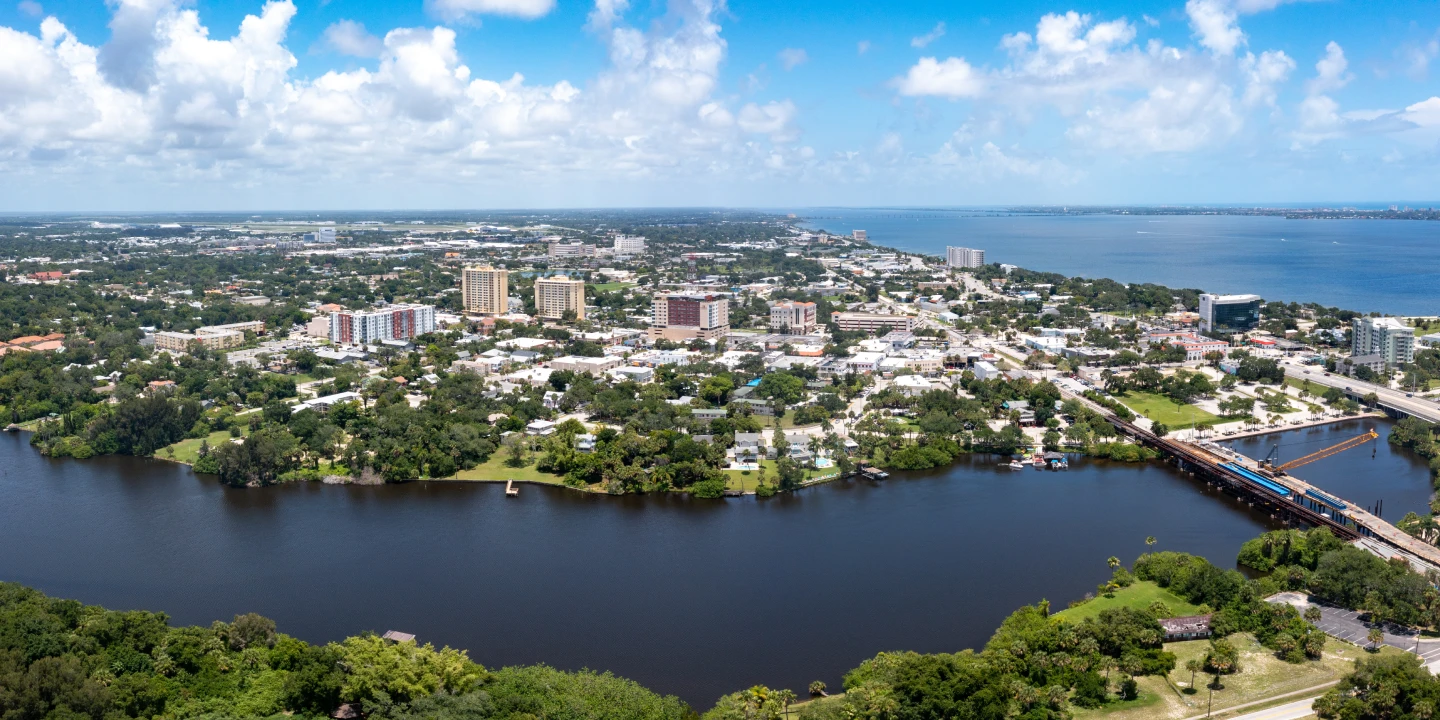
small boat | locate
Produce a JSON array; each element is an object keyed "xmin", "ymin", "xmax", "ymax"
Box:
[
  {"xmin": 1005, "ymin": 460, "xmax": 1025, "ymax": 469},
  {"xmin": 1031, "ymin": 454, "xmax": 1045, "ymax": 467}
]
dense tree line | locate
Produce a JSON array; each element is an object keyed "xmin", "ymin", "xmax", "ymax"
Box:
[{"xmin": 0, "ymin": 582, "xmax": 690, "ymax": 720}]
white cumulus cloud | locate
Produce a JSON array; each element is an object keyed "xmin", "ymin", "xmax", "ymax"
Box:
[
  {"xmin": 320, "ymin": 20, "xmax": 382, "ymax": 58},
  {"xmin": 895, "ymin": 56, "xmax": 984, "ymax": 99},
  {"xmin": 0, "ymin": 0, "xmax": 808, "ymax": 194}
]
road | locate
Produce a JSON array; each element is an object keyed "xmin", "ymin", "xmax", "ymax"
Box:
[
  {"xmin": 1280, "ymin": 360, "xmax": 1440, "ymax": 422},
  {"xmin": 1225, "ymin": 696, "xmax": 1318, "ymax": 720}
]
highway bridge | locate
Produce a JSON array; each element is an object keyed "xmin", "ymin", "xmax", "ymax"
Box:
[
  {"xmin": 1058, "ymin": 387, "xmax": 1440, "ymax": 573},
  {"xmin": 1281, "ymin": 362, "xmax": 1440, "ymax": 424}
]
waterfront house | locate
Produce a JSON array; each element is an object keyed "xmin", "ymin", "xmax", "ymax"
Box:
[{"xmin": 1158, "ymin": 615, "xmax": 1213, "ymax": 641}]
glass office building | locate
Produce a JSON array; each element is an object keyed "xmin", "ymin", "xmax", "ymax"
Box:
[{"xmin": 1199, "ymin": 294, "xmax": 1262, "ymax": 333}]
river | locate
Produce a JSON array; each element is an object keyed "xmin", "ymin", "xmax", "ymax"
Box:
[
  {"xmin": 799, "ymin": 210, "xmax": 1440, "ymax": 316},
  {"xmin": 0, "ymin": 418, "xmax": 1429, "ymax": 707}
]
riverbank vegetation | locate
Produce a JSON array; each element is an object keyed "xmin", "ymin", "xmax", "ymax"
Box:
[{"xmin": 0, "ymin": 582, "xmax": 690, "ymax": 720}]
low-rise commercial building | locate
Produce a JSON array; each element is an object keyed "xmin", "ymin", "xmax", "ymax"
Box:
[
  {"xmin": 550, "ymin": 355, "xmax": 622, "ymax": 374},
  {"xmin": 831, "ymin": 312, "xmax": 915, "ymax": 333}
]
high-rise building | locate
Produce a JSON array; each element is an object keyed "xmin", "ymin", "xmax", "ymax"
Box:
[
  {"xmin": 769, "ymin": 301, "xmax": 817, "ymax": 334},
  {"xmin": 1198, "ymin": 294, "xmax": 1262, "ymax": 333},
  {"xmin": 1352, "ymin": 317, "xmax": 1415, "ymax": 367},
  {"xmin": 462, "ymin": 266, "xmax": 508, "ymax": 315},
  {"xmin": 650, "ymin": 293, "xmax": 729, "ymax": 340},
  {"xmin": 613, "ymin": 235, "xmax": 647, "ymax": 254},
  {"xmin": 534, "ymin": 276, "xmax": 586, "ymax": 321},
  {"xmin": 852, "ymin": 230, "xmax": 868, "ymax": 242},
  {"xmin": 946, "ymin": 246, "xmax": 986, "ymax": 268},
  {"xmin": 329, "ymin": 304, "xmax": 436, "ymax": 344}
]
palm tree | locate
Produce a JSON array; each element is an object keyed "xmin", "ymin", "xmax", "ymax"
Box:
[
  {"xmin": 1145, "ymin": 536, "xmax": 1157, "ymax": 547},
  {"xmin": 777, "ymin": 688, "xmax": 797, "ymax": 718},
  {"xmin": 1367, "ymin": 627, "xmax": 1385, "ymax": 651},
  {"xmin": 1304, "ymin": 606, "xmax": 1322, "ymax": 624},
  {"xmin": 1107, "ymin": 556, "xmax": 1121, "ymax": 570},
  {"xmin": 808, "ymin": 681, "xmax": 827, "ymax": 697},
  {"xmin": 1185, "ymin": 658, "xmax": 1201, "ymax": 690}
]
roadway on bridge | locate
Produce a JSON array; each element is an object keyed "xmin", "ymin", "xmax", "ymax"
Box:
[{"xmin": 1281, "ymin": 360, "xmax": 1440, "ymax": 423}]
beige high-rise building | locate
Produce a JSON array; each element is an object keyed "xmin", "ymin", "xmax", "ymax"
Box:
[
  {"xmin": 534, "ymin": 276, "xmax": 586, "ymax": 321},
  {"xmin": 462, "ymin": 266, "xmax": 508, "ymax": 315}
]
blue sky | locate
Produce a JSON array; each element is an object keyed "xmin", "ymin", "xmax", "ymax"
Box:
[{"xmin": 1, "ymin": 0, "xmax": 1438, "ymax": 209}]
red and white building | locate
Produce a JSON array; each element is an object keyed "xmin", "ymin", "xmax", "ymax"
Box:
[{"xmin": 330, "ymin": 304, "xmax": 436, "ymax": 344}]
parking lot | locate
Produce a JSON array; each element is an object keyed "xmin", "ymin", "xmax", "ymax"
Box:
[{"xmin": 1269, "ymin": 592, "xmax": 1440, "ymax": 664}]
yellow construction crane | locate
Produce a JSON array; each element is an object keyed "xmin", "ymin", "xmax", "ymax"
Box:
[{"xmin": 1261, "ymin": 429, "xmax": 1379, "ymax": 474}]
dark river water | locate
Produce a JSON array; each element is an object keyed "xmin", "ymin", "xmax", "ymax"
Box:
[{"xmin": 0, "ymin": 418, "xmax": 1429, "ymax": 707}]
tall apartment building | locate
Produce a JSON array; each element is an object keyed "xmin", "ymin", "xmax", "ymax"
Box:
[
  {"xmin": 1352, "ymin": 316, "xmax": 1415, "ymax": 367},
  {"xmin": 613, "ymin": 235, "xmax": 647, "ymax": 254},
  {"xmin": 831, "ymin": 312, "xmax": 915, "ymax": 333},
  {"xmin": 461, "ymin": 266, "xmax": 508, "ymax": 315},
  {"xmin": 329, "ymin": 304, "xmax": 436, "ymax": 345},
  {"xmin": 650, "ymin": 293, "xmax": 729, "ymax": 341},
  {"xmin": 548, "ymin": 242, "xmax": 596, "ymax": 258},
  {"xmin": 534, "ymin": 276, "xmax": 586, "ymax": 321},
  {"xmin": 769, "ymin": 301, "xmax": 817, "ymax": 335},
  {"xmin": 946, "ymin": 246, "xmax": 986, "ymax": 269},
  {"xmin": 852, "ymin": 230, "xmax": 868, "ymax": 242},
  {"xmin": 1198, "ymin": 293, "xmax": 1262, "ymax": 333}
]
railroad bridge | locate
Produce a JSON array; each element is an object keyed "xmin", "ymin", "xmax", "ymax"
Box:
[{"xmin": 1060, "ymin": 388, "xmax": 1440, "ymax": 573}]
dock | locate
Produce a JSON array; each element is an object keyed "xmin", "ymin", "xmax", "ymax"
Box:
[
  {"xmin": 505, "ymin": 480, "xmax": 518, "ymax": 497},
  {"xmin": 1058, "ymin": 387, "xmax": 1440, "ymax": 573}
]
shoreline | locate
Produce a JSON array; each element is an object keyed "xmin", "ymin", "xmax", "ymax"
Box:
[{"xmin": 1209, "ymin": 412, "xmax": 1386, "ymax": 441}]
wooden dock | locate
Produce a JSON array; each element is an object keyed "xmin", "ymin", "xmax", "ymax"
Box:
[{"xmin": 505, "ymin": 480, "xmax": 518, "ymax": 497}]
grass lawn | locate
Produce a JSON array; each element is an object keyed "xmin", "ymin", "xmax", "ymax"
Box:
[
  {"xmin": 452, "ymin": 453, "xmax": 568, "ymax": 485},
  {"xmin": 1054, "ymin": 582, "xmax": 1203, "ymax": 622},
  {"xmin": 588, "ymin": 282, "xmax": 635, "ymax": 292},
  {"xmin": 154, "ymin": 429, "xmax": 248, "ymax": 464},
  {"xmin": 723, "ymin": 459, "xmax": 838, "ymax": 491},
  {"xmin": 1118, "ymin": 391, "xmax": 1220, "ymax": 429},
  {"xmin": 1073, "ymin": 633, "xmax": 1402, "ymax": 720}
]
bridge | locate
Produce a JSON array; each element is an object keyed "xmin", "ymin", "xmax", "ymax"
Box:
[
  {"xmin": 1059, "ymin": 387, "xmax": 1440, "ymax": 573},
  {"xmin": 1281, "ymin": 364, "xmax": 1440, "ymax": 424}
]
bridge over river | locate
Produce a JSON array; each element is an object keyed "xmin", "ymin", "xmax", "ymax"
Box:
[{"xmin": 1060, "ymin": 387, "xmax": 1440, "ymax": 575}]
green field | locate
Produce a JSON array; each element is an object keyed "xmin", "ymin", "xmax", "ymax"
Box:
[
  {"xmin": 155, "ymin": 429, "xmax": 249, "ymax": 464},
  {"xmin": 1118, "ymin": 391, "xmax": 1219, "ymax": 429},
  {"xmin": 1054, "ymin": 581, "xmax": 1203, "ymax": 622},
  {"xmin": 452, "ymin": 453, "xmax": 568, "ymax": 485},
  {"xmin": 723, "ymin": 459, "xmax": 838, "ymax": 491},
  {"xmin": 588, "ymin": 282, "xmax": 635, "ymax": 292}
]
